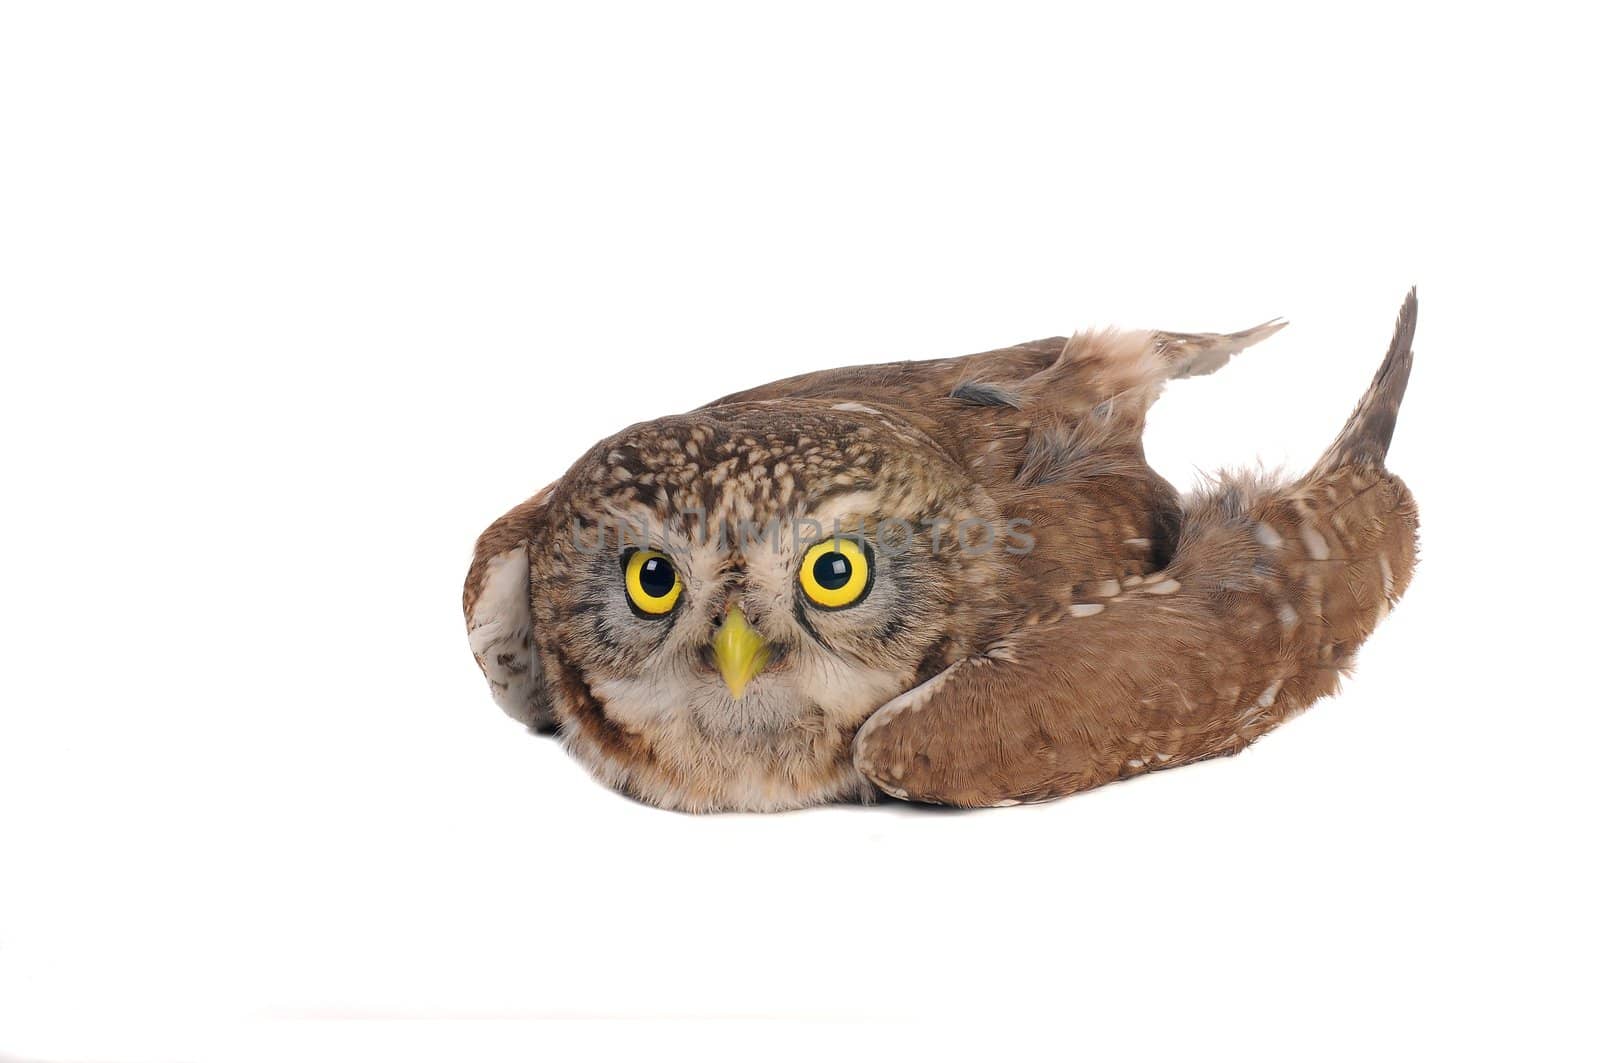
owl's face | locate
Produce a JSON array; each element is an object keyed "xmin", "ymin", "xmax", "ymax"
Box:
[{"xmin": 523, "ymin": 403, "xmax": 1009, "ymax": 811}]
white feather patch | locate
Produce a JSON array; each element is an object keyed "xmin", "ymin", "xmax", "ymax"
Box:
[{"xmin": 467, "ymin": 548, "xmax": 543, "ymax": 727}]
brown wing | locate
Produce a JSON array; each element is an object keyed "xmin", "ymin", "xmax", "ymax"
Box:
[
  {"xmin": 709, "ymin": 320, "xmax": 1283, "ymax": 413},
  {"xmin": 705, "ymin": 338, "xmax": 1065, "ymax": 412},
  {"xmin": 705, "ymin": 321, "xmax": 1284, "ymax": 492},
  {"xmin": 853, "ymin": 293, "xmax": 1419, "ymax": 806}
]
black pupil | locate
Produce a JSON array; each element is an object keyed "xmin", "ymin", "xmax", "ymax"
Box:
[
  {"xmin": 638, "ymin": 556, "xmax": 676, "ymax": 598},
  {"xmin": 813, "ymin": 551, "xmax": 852, "ymax": 591}
]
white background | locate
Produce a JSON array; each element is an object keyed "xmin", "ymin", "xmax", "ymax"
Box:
[{"xmin": 2, "ymin": 2, "xmax": 1596, "ymax": 1060}]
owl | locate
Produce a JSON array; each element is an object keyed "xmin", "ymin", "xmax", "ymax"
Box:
[{"xmin": 464, "ymin": 293, "xmax": 1419, "ymax": 812}]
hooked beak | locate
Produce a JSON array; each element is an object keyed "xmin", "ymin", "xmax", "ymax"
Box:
[{"xmin": 711, "ymin": 605, "xmax": 771, "ymax": 700}]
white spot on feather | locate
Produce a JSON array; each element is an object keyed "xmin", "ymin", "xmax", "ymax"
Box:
[
  {"xmin": 1299, "ymin": 522, "xmax": 1330, "ymax": 560},
  {"xmin": 985, "ymin": 636, "xmax": 1021, "ymax": 663},
  {"xmin": 1376, "ymin": 553, "xmax": 1396, "ymax": 620},
  {"xmin": 1293, "ymin": 503, "xmax": 1330, "ymax": 560},
  {"xmin": 1254, "ymin": 523, "xmax": 1284, "ymax": 549}
]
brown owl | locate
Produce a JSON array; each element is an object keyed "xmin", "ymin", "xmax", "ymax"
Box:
[{"xmin": 464, "ymin": 293, "xmax": 1419, "ymax": 812}]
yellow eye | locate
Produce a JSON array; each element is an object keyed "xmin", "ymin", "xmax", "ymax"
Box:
[
  {"xmin": 624, "ymin": 550, "xmax": 683, "ymax": 615},
  {"xmin": 798, "ymin": 538, "xmax": 872, "ymax": 609}
]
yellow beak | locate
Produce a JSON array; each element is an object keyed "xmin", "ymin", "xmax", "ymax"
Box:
[{"xmin": 711, "ymin": 605, "xmax": 770, "ymax": 700}]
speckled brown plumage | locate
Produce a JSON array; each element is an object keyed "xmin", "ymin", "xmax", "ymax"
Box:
[{"xmin": 464, "ymin": 292, "xmax": 1419, "ymax": 811}]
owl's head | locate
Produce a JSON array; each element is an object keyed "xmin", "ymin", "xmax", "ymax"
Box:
[{"xmin": 468, "ymin": 401, "xmax": 1010, "ymax": 811}]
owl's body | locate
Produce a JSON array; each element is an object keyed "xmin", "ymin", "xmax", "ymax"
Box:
[{"xmin": 466, "ymin": 295, "xmax": 1419, "ymax": 811}]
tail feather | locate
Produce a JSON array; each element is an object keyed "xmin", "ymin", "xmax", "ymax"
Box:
[{"xmin": 1313, "ymin": 289, "xmax": 1417, "ymax": 477}]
